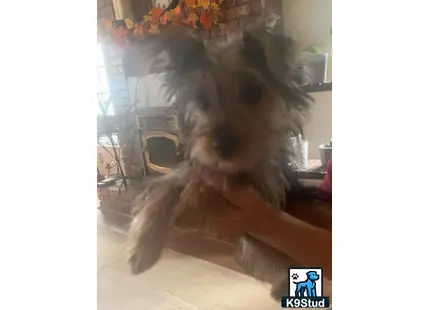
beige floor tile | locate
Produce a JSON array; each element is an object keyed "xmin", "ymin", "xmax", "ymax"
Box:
[
  {"xmin": 98, "ymin": 225, "xmax": 281, "ymax": 310},
  {"xmin": 98, "ymin": 225, "xmax": 127, "ymax": 269},
  {"xmin": 98, "ymin": 268, "xmax": 199, "ymax": 310}
]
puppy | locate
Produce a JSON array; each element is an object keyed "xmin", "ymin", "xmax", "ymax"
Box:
[{"xmin": 126, "ymin": 24, "xmax": 319, "ymax": 300}]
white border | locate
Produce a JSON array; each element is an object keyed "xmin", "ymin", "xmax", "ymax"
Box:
[
  {"xmin": 1, "ymin": 0, "xmax": 430, "ymax": 309},
  {"xmin": 0, "ymin": 0, "xmax": 96, "ymax": 309},
  {"xmin": 335, "ymin": 0, "xmax": 430, "ymax": 309}
]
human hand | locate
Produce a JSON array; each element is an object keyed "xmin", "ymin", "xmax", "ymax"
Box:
[
  {"xmin": 199, "ymin": 171, "xmax": 280, "ymax": 237},
  {"xmin": 177, "ymin": 178, "xmax": 250, "ymax": 238},
  {"xmin": 198, "ymin": 172, "xmax": 332, "ymax": 279}
]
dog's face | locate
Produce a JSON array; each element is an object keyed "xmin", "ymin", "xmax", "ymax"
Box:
[
  {"xmin": 128, "ymin": 26, "xmax": 311, "ymax": 173},
  {"xmin": 306, "ymin": 271, "xmax": 320, "ymax": 281},
  {"xmin": 178, "ymin": 64, "xmax": 285, "ymax": 172}
]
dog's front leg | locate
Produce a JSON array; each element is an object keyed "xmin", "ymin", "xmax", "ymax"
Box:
[
  {"xmin": 234, "ymin": 235, "xmax": 298, "ymax": 301},
  {"xmin": 127, "ymin": 177, "xmax": 183, "ymax": 274},
  {"xmin": 306, "ymin": 286, "xmax": 313, "ymax": 297}
]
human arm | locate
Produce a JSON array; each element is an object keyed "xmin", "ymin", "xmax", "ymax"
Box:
[
  {"xmin": 250, "ymin": 210, "xmax": 332, "ymax": 280},
  {"xmin": 201, "ymin": 172, "xmax": 332, "ymax": 280}
]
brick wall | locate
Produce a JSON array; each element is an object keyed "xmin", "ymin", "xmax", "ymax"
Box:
[{"xmin": 97, "ymin": 0, "xmax": 284, "ymax": 180}]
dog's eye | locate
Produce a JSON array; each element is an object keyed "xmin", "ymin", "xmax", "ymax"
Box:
[
  {"xmin": 197, "ymin": 93, "xmax": 211, "ymax": 110},
  {"xmin": 239, "ymin": 81, "xmax": 264, "ymax": 105}
]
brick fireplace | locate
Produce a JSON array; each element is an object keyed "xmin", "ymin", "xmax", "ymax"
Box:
[{"xmin": 97, "ymin": 0, "xmax": 284, "ymax": 218}]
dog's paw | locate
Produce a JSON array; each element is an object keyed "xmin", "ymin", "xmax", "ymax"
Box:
[
  {"xmin": 291, "ymin": 273, "xmax": 299, "ymax": 280},
  {"xmin": 126, "ymin": 214, "xmax": 169, "ymax": 275},
  {"xmin": 127, "ymin": 244, "xmax": 162, "ymax": 275}
]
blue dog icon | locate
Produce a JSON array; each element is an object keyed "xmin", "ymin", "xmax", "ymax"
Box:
[{"xmin": 293, "ymin": 271, "xmax": 320, "ymax": 297}]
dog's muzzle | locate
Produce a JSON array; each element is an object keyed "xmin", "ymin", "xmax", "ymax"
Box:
[{"xmin": 212, "ymin": 124, "xmax": 238, "ymax": 159}]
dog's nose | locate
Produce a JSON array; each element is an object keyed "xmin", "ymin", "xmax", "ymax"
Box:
[{"xmin": 212, "ymin": 124, "xmax": 237, "ymax": 159}]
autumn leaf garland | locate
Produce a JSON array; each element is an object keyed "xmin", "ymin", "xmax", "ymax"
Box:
[{"xmin": 102, "ymin": 0, "xmax": 226, "ymax": 47}]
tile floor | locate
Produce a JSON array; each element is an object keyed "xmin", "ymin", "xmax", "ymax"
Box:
[{"xmin": 97, "ymin": 223, "xmax": 282, "ymax": 310}]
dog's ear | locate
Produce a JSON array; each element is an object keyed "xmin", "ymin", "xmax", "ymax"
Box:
[
  {"xmin": 124, "ymin": 26, "xmax": 209, "ymax": 77},
  {"xmin": 241, "ymin": 27, "xmax": 296, "ymax": 83},
  {"xmin": 241, "ymin": 26, "xmax": 312, "ymax": 136}
]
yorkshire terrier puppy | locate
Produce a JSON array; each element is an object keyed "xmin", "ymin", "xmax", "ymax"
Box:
[{"xmin": 126, "ymin": 24, "xmax": 320, "ymax": 300}]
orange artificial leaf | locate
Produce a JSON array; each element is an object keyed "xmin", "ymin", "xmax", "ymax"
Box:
[
  {"xmin": 209, "ymin": 2, "xmax": 220, "ymax": 9},
  {"xmin": 151, "ymin": 7, "xmax": 162, "ymax": 18},
  {"xmin": 185, "ymin": 0, "xmax": 196, "ymax": 7},
  {"xmin": 208, "ymin": 4, "xmax": 221, "ymax": 24},
  {"xmin": 151, "ymin": 15, "xmax": 158, "ymax": 24},
  {"xmin": 149, "ymin": 24, "xmax": 160, "ymax": 34},
  {"xmin": 198, "ymin": 0, "xmax": 210, "ymax": 9},
  {"xmin": 200, "ymin": 10, "xmax": 212, "ymax": 29},
  {"xmin": 159, "ymin": 14, "xmax": 168, "ymax": 25},
  {"xmin": 187, "ymin": 12, "xmax": 199, "ymax": 25},
  {"xmin": 165, "ymin": 10, "xmax": 176, "ymax": 21}
]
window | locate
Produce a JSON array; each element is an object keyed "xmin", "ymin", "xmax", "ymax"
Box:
[{"xmin": 97, "ymin": 43, "xmax": 114, "ymax": 115}]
